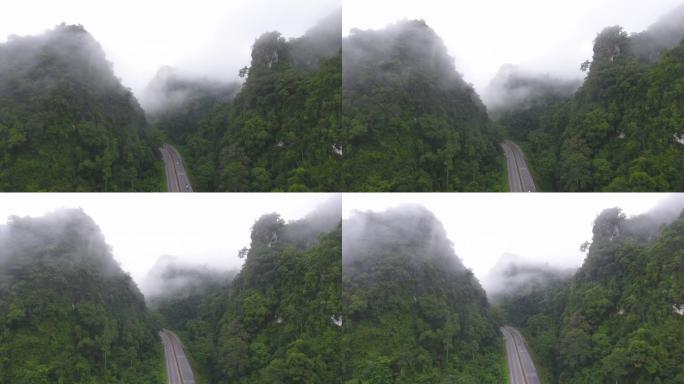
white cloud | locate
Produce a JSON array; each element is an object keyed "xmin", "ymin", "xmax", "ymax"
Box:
[
  {"xmin": 343, "ymin": 0, "xmax": 682, "ymax": 94},
  {"xmin": 0, "ymin": 0, "xmax": 339, "ymax": 95},
  {"xmin": 343, "ymin": 193, "xmax": 673, "ymax": 281},
  {"xmin": 0, "ymin": 193, "xmax": 338, "ymax": 290}
]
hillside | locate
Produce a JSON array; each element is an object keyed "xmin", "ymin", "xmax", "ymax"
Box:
[
  {"xmin": 0, "ymin": 209, "xmax": 163, "ymax": 383},
  {"xmin": 342, "ymin": 206, "xmax": 503, "ymax": 382},
  {"xmin": 148, "ymin": 199, "xmax": 342, "ymax": 383},
  {"xmin": 494, "ymin": 5, "xmax": 684, "ymax": 191},
  {"xmin": 341, "ymin": 20, "xmax": 503, "ymax": 191},
  {"xmin": 148, "ymin": 10, "xmax": 342, "ymax": 191},
  {"xmin": 495, "ymin": 204, "xmax": 684, "ymax": 383},
  {"xmin": 0, "ymin": 24, "xmax": 162, "ymax": 191}
]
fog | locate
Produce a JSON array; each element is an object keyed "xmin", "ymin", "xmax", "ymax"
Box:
[
  {"xmin": 343, "ymin": 194, "xmax": 677, "ymax": 291},
  {"xmin": 343, "ymin": 204, "xmax": 467, "ymax": 273},
  {"xmin": 0, "ymin": 0, "xmax": 339, "ymax": 100},
  {"xmin": 141, "ymin": 255, "xmax": 235, "ymax": 301},
  {"xmin": 344, "ymin": 0, "xmax": 683, "ymax": 105},
  {"xmin": 482, "ymin": 64, "xmax": 581, "ymax": 113},
  {"xmin": 0, "ymin": 208, "xmax": 123, "ymax": 279},
  {"xmin": 342, "ymin": 19, "xmax": 470, "ymax": 90},
  {"xmin": 483, "ymin": 253, "xmax": 575, "ymax": 298},
  {"xmin": 0, "ymin": 193, "xmax": 338, "ymax": 296}
]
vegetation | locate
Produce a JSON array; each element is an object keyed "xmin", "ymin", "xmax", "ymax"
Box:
[
  {"xmin": 495, "ymin": 206, "xmax": 684, "ymax": 383},
  {"xmin": 494, "ymin": 5, "xmax": 684, "ymax": 191},
  {"xmin": 341, "ymin": 20, "xmax": 504, "ymax": 191},
  {"xmin": 0, "ymin": 209, "xmax": 164, "ymax": 383},
  {"xmin": 150, "ymin": 201, "xmax": 342, "ymax": 383},
  {"xmin": 149, "ymin": 11, "xmax": 342, "ymax": 191},
  {"xmin": 0, "ymin": 24, "xmax": 163, "ymax": 191},
  {"xmin": 342, "ymin": 206, "xmax": 505, "ymax": 383}
]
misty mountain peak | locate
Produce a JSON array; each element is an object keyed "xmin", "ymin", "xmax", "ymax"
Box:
[{"xmin": 343, "ymin": 205, "xmax": 466, "ymax": 272}]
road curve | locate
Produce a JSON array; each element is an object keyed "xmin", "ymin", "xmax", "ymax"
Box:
[
  {"xmin": 501, "ymin": 326, "xmax": 541, "ymax": 384},
  {"xmin": 160, "ymin": 329, "xmax": 196, "ymax": 384},
  {"xmin": 160, "ymin": 144, "xmax": 193, "ymax": 192},
  {"xmin": 501, "ymin": 141, "xmax": 536, "ymax": 192}
]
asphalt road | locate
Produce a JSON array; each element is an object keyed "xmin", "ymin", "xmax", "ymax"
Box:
[
  {"xmin": 501, "ymin": 140, "xmax": 537, "ymax": 192},
  {"xmin": 160, "ymin": 329, "xmax": 196, "ymax": 384},
  {"xmin": 501, "ymin": 326, "xmax": 541, "ymax": 384},
  {"xmin": 160, "ymin": 144, "xmax": 193, "ymax": 192}
]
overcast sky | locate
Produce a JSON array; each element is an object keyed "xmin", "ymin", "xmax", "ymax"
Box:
[
  {"xmin": 343, "ymin": 193, "xmax": 674, "ymax": 285},
  {"xmin": 344, "ymin": 0, "xmax": 683, "ymax": 96},
  {"xmin": 0, "ymin": 0, "xmax": 339, "ymax": 97},
  {"xmin": 0, "ymin": 193, "xmax": 337, "ymax": 294}
]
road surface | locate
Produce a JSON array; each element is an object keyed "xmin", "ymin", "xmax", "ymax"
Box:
[
  {"xmin": 501, "ymin": 141, "xmax": 536, "ymax": 192},
  {"xmin": 160, "ymin": 329, "xmax": 196, "ymax": 384},
  {"xmin": 501, "ymin": 326, "xmax": 541, "ymax": 384},
  {"xmin": 160, "ymin": 144, "xmax": 193, "ymax": 192}
]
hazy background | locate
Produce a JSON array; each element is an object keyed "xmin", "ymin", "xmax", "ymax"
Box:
[
  {"xmin": 343, "ymin": 193, "xmax": 675, "ymax": 286},
  {"xmin": 0, "ymin": 0, "xmax": 339, "ymax": 98},
  {"xmin": 343, "ymin": 0, "xmax": 683, "ymax": 100},
  {"xmin": 0, "ymin": 193, "xmax": 337, "ymax": 294}
]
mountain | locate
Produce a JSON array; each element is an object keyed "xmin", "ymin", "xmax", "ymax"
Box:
[
  {"xmin": 0, "ymin": 209, "xmax": 163, "ymax": 383},
  {"xmin": 494, "ymin": 4, "xmax": 684, "ymax": 191},
  {"xmin": 0, "ymin": 24, "xmax": 162, "ymax": 191},
  {"xmin": 495, "ymin": 202, "xmax": 684, "ymax": 383},
  {"xmin": 342, "ymin": 205, "xmax": 504, "ymax": 382},
  {"xmin": 341, "ymin": 20, "xmax": 503, "ymax": 191},
  {"xmin": 148, "ymin": 10, "xmax": 342, "ymax": 191},
  {"xmin": 148, "ymin": 198, "xmax": 342, "ymax": 383}
]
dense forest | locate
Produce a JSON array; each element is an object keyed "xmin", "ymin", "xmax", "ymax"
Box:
[
  {"xmin": 341, "ymin": 20, "xmax": 504, "ymax": 191},
  {"xmin": 148, "ymin": 198, "xmax": 342, "ymax": 383},
  {"xmin": 0, "ymin": 24, "xmax": 162, "ymax": 191},
  {"xmin": 342, "ymin": 206, "xmax": 504, "ymax": 383},
  {"xmin": 0, "ymin": 210, "xmax": 163, "ymax": 383},
  {"xmin": 493, "ymin": 5, "xmax": 684, "ymax": 191},
  {"xmin": 493, "ymin": 200, "xmax": 684, "ymax": 383},
  {"xmin": 148, "ymin": 10, "xmax": 342, "ymax": 191}
]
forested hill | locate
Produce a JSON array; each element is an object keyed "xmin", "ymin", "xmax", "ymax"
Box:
[
  {"xmin": 342, "ymin": 206, "xmax": 504, "ymax": 382},
  {"xmin": 341, "ymin": 20, "xmax": 503, "ymax": 191},
  {"xmin": 147, "ymin": 199, "xmax": 342, "ymax": 383},
  {"xmin": 0, "ymin": 209, "xmax": 163, "ymax": 383},
  {"xmin": 494, "ymin": 203, "xmax": 684, "ymax": 383},
  {"xmin": 149, "ymin": 10, "xmax": 342, "ymax": 191},
  {"xmin": 494, "ymin": 4, "xmax": 684, "ymax": 191},
  {"xmin": 0, "ymin": 24, "xmax": 162, "ymax": 191}
]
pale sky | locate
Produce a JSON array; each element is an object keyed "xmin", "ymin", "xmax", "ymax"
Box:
[
  {"xmin": 343, "ymin": 0, "xmax": 683, "ymax": 97},
  {"xmin": 0, "ymin": 193, "xmax": 338, "ymax": 294},
  {"xmin": 343, "ymin": 193, "xmax": 675, "ymax": 284},
  {"xmin": 0, "ymin": 0, "xmax": 339, "ymax": 97}
]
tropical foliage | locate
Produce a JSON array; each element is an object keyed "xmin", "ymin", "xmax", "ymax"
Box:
[
  {"xmin": 342, "ymin": 206, "xmax": 505, "ymax": 383},
  {"xmin": 0, "ymin": 210, "xmax": 164, "ymax": 383},
  {"xmin": 0, "ymin": 24, "xmax": 162, "ymax": 191},
  {"xmin": 341, "ymin": 20, "xmax": 504, "ymax": 191}
]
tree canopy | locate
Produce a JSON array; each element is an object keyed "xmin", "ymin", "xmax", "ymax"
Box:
[
  {"xmin": 0, "ymin": 209, "xmax": 164, "ymax": 383},
  {"xmin": 0, "ymin": 24, "xmax": 163, "ymax": 191},
  {"xmin": 494, "ymin": 6, "xmax": 684, "ymax": 191},
  {"xmin": 342, "ymin": 206, "xmax": 505, "ymax": 383},
  {"xmin": 341, "ymin": 20, "xmax": 504, "ymax": 191}
]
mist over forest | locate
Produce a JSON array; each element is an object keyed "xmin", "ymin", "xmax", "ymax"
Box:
[
  {"xmin": 342, "ymin": 205, "xmax": 504, "ymax": 382},
  {"xmin": 0, "ymin": 24, "xmax": 162, "ymax": 191},
  {"xmin": 0, "ymin": 209, "xmax": 163, "ymax": 383},
  {"xmin": 491, "ymin": 3, "xmax": 684, "ymax": 192},
  {"xmin": 147, "ymin": 9, "xmax": 342, "ymax": 192},
  {"xmin": 490, "ymin": 195, "xmax": 684, "ymax": 382},
  {"xmin": 0, "ymin": 6, "xmax": 341, "ymax": 192},
  {"xmin": 147, "ymin": 196, "xmax": 341, "ymax": 383},
  {"xmin": 0, "ymin": 195, "xmax": 342, "ymax": 383},
  {"xmin": 341, "ymin": 20, "xmax": 503, "ymax": 191}
]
